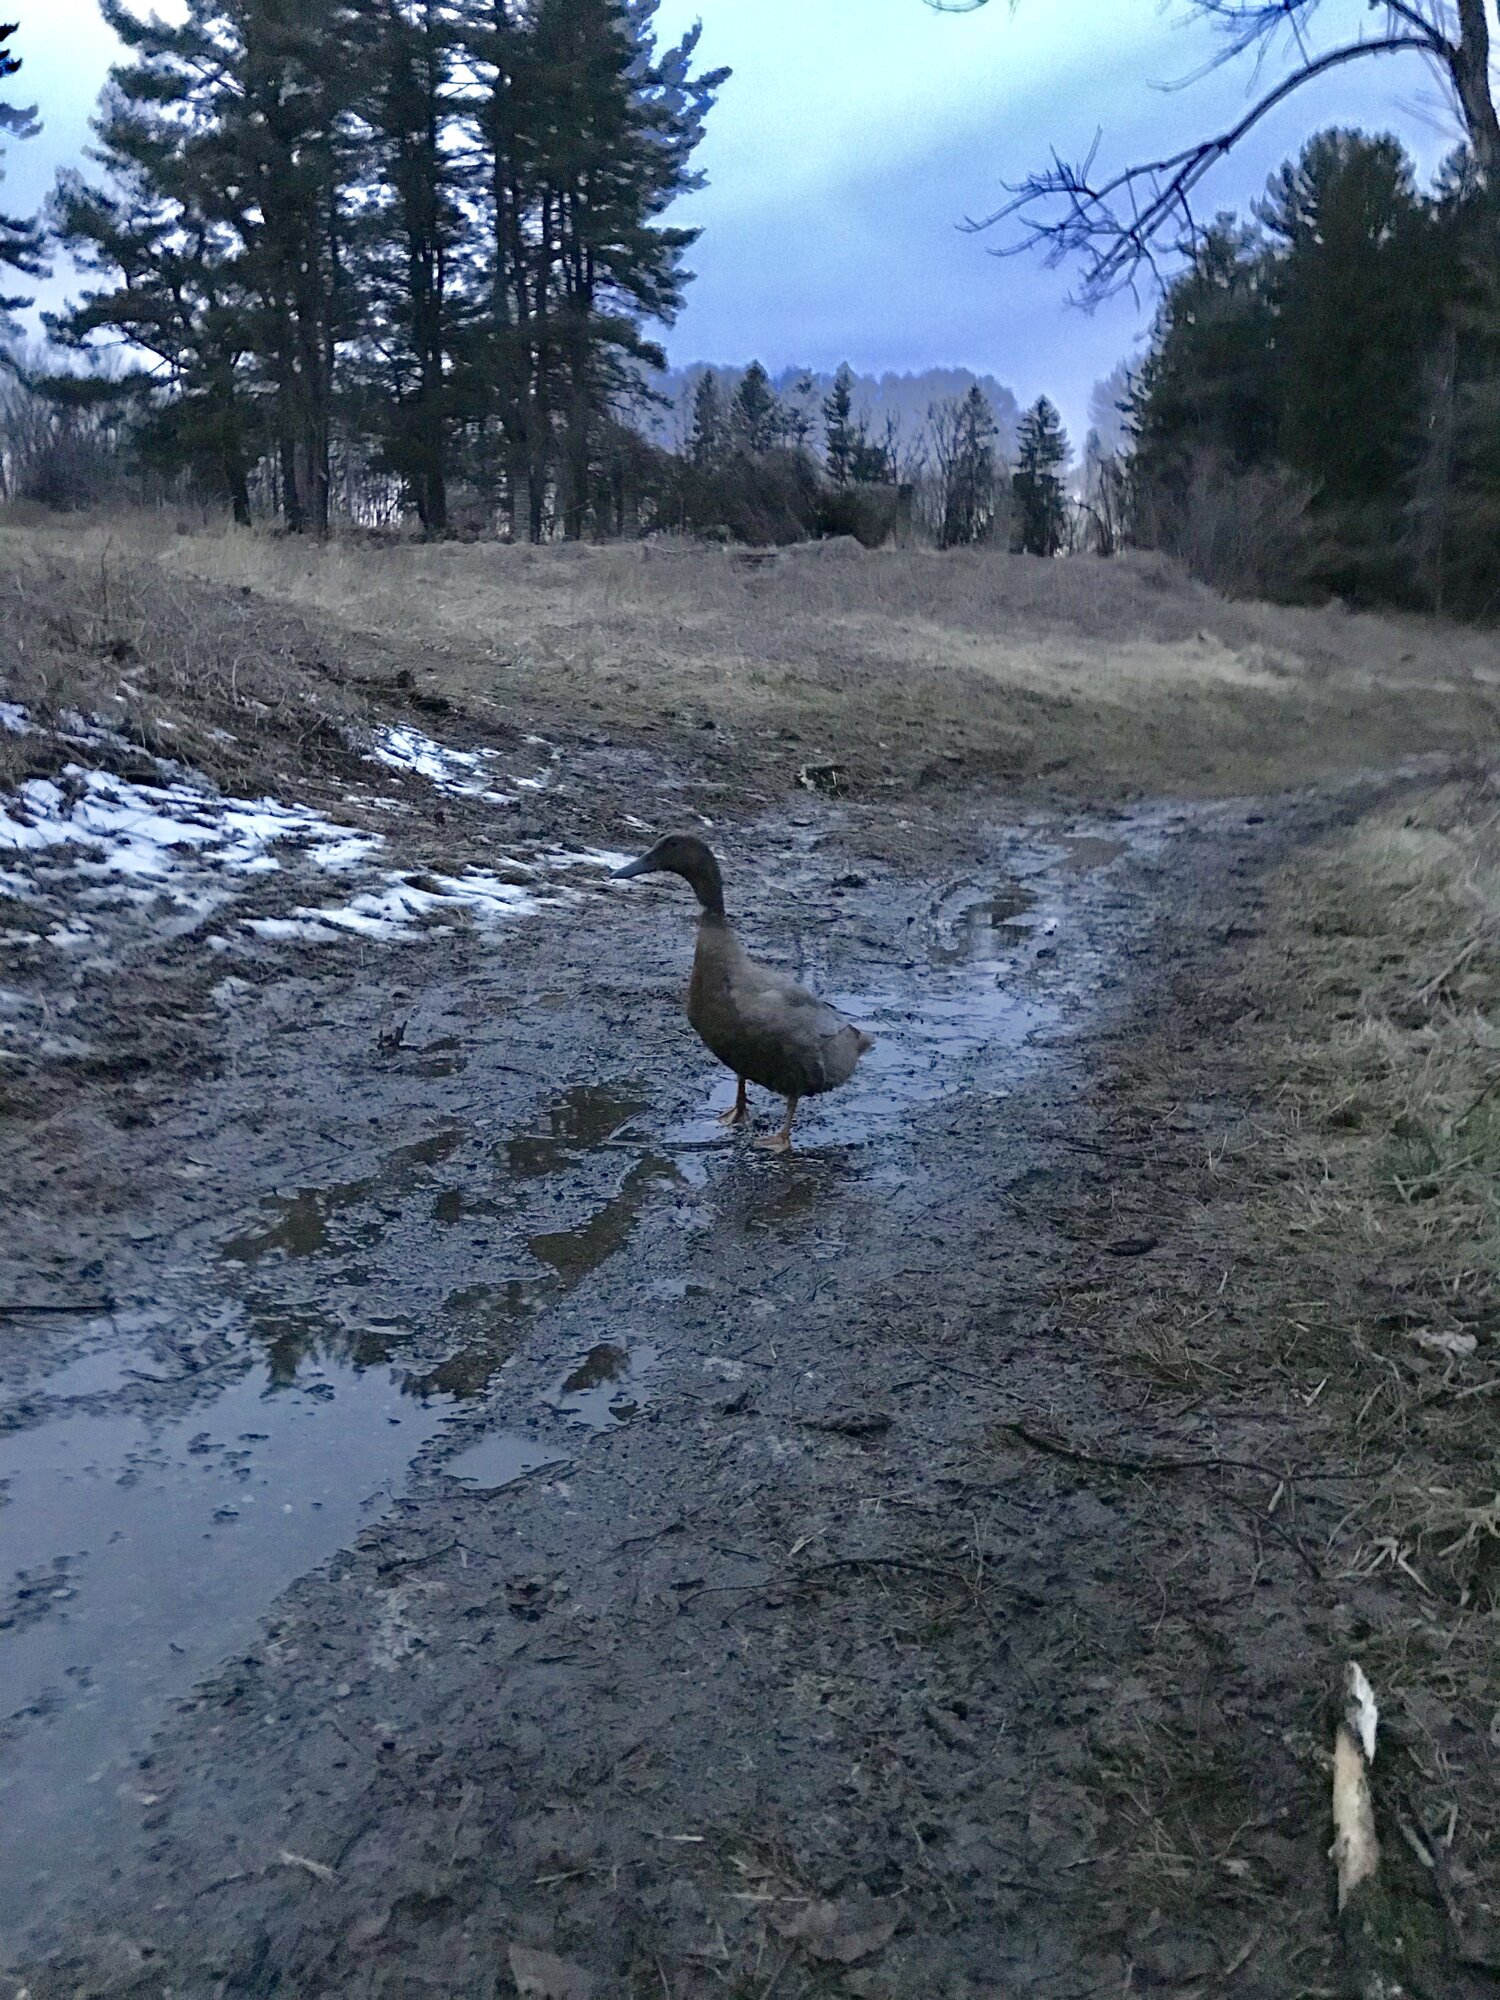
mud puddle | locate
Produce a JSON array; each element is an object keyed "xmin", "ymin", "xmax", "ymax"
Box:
[
  {"xmin": 0, "ymin": 1354, "xmax": 438, "ymax": 1922},
  {"xmin": 0, "ymin": 802, "xmax": 1174, "ymax": 1936},
  {"xmin": 546, "ymin": 1340, "xmax": 657, "ymax": 1428}
]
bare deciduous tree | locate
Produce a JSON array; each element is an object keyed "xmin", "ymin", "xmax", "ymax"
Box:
[{"xmin": 925, "ymin": 2, "xmax": 1500, "ymax": 302}]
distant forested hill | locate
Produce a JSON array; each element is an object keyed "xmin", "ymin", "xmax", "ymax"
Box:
[{"xmin": 647, "ymin": 364, "xmax": 1023, "ymax": 460}]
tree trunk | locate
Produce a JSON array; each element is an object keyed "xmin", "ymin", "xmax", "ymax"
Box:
[
  {"xmin": 280, "ymin": 429, "xmax": 306, "ymax": 533},
  {"xmin": 226, "ymin": 457, "xmax": 252, "ymax": 528},
  {"xmin": 1453, "ymin": 0, "xmax": 1500, "ymax": 181}
]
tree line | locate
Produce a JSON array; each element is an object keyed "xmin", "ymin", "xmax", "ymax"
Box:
[
  {"xmin": 0, "ymin": 6, "xmax": 1064, "ymax": 555},
  {"xmin": 1094, "ymin": 129, "xmax": 1500, "ymax": 613},
  {"xmin": 34, "ymin": 0, "xmax": 724, "ymax": 537},
  {"xmin": 0, "ymin": 8, "xmax": 1081, "ymax": 550}
]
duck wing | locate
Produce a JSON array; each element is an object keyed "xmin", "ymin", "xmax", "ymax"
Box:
[{"xmin": 723, "ymin": 957, "xmax": 872, "ymax": 1097}]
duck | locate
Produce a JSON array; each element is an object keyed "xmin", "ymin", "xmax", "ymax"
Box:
[{"xmin": 611, "ymin": 833, "xmax": 874, "ymax": 1154}]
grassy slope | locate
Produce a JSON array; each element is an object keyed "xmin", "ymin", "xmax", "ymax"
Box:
[{"xmin": 3, "ymin": 513, "xmax": 1498, "ymax": 802}]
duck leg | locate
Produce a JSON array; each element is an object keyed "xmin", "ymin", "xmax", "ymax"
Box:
[
  {"xmin": 717, "ymin": 1076, "xmax": 749, "ymax": 1125},
  {"xmin": 754, "ymin": 1096, "xmax": 799, "ymax": 1155}
]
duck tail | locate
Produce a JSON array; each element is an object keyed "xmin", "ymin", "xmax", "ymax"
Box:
[{"xmin": 855, "ymin": 1028, "xmax": 875, "ymax": 1058}]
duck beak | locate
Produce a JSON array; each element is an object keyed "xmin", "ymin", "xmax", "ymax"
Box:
[{"xmin": 611, "ymin": 854, "xmax": 653, "ymax": 880}]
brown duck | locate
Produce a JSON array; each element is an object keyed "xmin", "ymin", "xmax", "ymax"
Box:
[{"xmin": 612, "ymin": 833, "xmax": 874, "ymax": 1153}]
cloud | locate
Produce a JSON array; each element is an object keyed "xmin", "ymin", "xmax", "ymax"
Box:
[{"xmin": 656, "ymin": 0, "xmax": 1457, "ymax": 439}]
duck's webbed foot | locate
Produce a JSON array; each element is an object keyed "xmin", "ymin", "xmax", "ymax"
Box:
[
  {"xmin": 754, "ymin": 1097, "xmax": 798, "ymax": 1155},
  {"xmin": 717, "ymin": 1078, "xmax": 750, "ymax": 1126}
]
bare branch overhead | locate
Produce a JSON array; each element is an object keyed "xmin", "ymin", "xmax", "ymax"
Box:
[{"xmin": 925, "ymin": 2, "xmax": 1500, "ymax": 303}]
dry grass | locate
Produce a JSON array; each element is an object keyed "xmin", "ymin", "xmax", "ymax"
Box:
[
  {"xmin": 0, "ymin": 536, "xmax": 441, "ymax": 807},
  {"xmin": 1020, "ymin": 780, "xmax": 1500, "ymax": 1956},
  {"xmin": 1267, "ymin": 788, "xmax": 1500, "ymax": 1286},
  {"xmin": 4, "ymin": 510, "xmax": 1499, "ymax": 799}
]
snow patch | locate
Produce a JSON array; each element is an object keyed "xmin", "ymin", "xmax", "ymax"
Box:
[
  {"xmin": 368, "ymin": 725, "xmax": 515, "ymax": 803},
  {"xmin": 0, "ymin": 768, "xmax": 380, "ymax": 903},
  {"xmin": 367, "ymin": 723, "xmax": 560, "ymax": 803},
  {"xmin": 245, "ymin": 866, "xmax": 552, "ymax": 944},
  {"xmin": 0, "ymin": 716, "xmax": 610, "ymax": 961},
  {"xmin": 541, "ymin": 846, "xmax": 635, "ymax": 872}
]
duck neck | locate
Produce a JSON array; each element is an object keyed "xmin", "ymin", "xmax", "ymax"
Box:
[{"xmin": 685, "ymin": 855, "xmax": 726, "ymax": 920}]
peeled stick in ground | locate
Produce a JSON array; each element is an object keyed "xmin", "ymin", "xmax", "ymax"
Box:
[{"xmin": 612, "ymin": 833, "xmax": 874, "ymax": 1155}]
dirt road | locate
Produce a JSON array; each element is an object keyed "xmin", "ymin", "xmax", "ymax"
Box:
[{"xmin": 3, "ymin": 537, "xmax": 1498, "ymax": 1997}]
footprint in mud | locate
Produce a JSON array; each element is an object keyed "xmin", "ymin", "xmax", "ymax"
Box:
[
  {"xmin": 546, "ymin": 1341, "xmax": 656, "ymax": 1428},
  {"xmin": 221, "ymin": 1127, "xmax": 467, "ymax": 1263},
  {"xmin": 928, "ymin": 879, "xmax": 1039, "ymax": 965},
  {"xmin": 502, "ymin": 1081, "xmax": 648, "ymax": 1176}
]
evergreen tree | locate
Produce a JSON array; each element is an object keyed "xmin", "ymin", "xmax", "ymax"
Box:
[
  {"xmin": 48, "ymin": 151, "xmax": 262, "ymax": 521},
  {"xmin": 932, "ymin": 384, "xmax": 998, "ymax": 547},
  {"xmin": 1257, "ymin": 130, "xmax": 1441, "ymax": 506},
  {"xmin": 1011, "ymin": 396, "xmax": 1069, "ymax": 555},
  {"xmin": 781, "ymin": 368, "xmax": 817, "ymax": 448},
  {"xmin": 345, "ymin": 0, "xmax": 466, "ymax": 535},
  {"xmin": 460, "ymin": 0, "xmax": 724, "ymax": 539},
  {"xmin": 823, "ymin": 362, "xmax": 892, "ymax": 483},
  {"xmin": 55, "ymin": 0, "xmax": 363, "ymax": 531},
  {"xmin": 688, "ymin": 367, "xmax": 724, "ymax": 464},
  {"xmin": 48, "ymin": 0, "xmax": 725, "ymax": 535},
  {"xmin": 0, "ymin": 22, "xmax": 42, "ymax": 318},
  {"xmin": 731, "ymin": 358, "xmax": 782, "ymax": 453},
  {"xmin": 824, "ymin": 362, "xmax": 856, "ymax": 483},
  {"xmin": 216, "ymin": 0, "xmax": 362, "ymax": 531},
  {"xmin": 1129, "ymin": 217, "xmax": 1276, "ymax": 491},
  {"xmin": 848, "ymin": 421, "xmax": 893, "ymax": 484}
]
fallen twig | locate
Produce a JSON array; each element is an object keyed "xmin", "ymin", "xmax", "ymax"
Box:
[
  {"xmin": 0, "ymin": 1298, "xmax": 114, "ymax": 1317},
  {"xmin": 277, "ymin": 1848, "xmax": 336, "ymax": 1884},
  {"xmin": 1330, "ymin": 1662, "xmax": 1407, "ymax": 2000},
  {"xmin": 794, "ymin": 1554, "xmax": 970, "ymax": 1591},
  {"xmin": 991, "ymin": 1418, "xmax": 1335, "ymax": 1484}
]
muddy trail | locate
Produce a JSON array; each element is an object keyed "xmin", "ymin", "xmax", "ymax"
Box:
[{"xmin": 0, "ymin": 766, "xmax": 1439, "ymax": 1997}]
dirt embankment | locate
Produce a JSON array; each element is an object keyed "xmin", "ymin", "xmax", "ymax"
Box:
[{"xmin": 1, "ymin": 518, "xmax": 1498, "ymax": 1997}]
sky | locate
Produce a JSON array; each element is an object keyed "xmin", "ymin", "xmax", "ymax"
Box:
[{"xmin": 2, "ymin": 0, "xmax": 1471, "ymax": 447}]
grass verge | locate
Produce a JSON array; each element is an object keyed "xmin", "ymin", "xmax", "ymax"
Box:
[{"xmin": 1040, "ymin": 774, "xmax": 1500, "ymax": 1983}]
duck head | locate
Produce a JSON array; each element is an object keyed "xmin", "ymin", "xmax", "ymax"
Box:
[{"xmin": 612, "ymin": 833, "xmax": 725, "ymax": 917}]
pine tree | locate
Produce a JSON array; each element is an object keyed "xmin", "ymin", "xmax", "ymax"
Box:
[
  {"xmin": 1011, "ymin": 395, "xmax": 1069, "ymax": 555},
  {"xmin": 689, "ymin": 368, "xmax": 725, "ymax": 464},
  {"xmin": 848, "ymin": 422, "xmax": 893, "ymax": 484},
  {"xmin": 1258, "ymin": 129, "xmax": 1440, "ymax": 506},
  {"xmin": 45, "ymin": 0, "xmax": 726, "ymax": 535},
  {"xmin": 932, "ymin": 385, "xmax": 998, "ymax": 547},
  {"xmin": 59, "ymin": 0, "xmax": 364, "ymax": 532},
  {"xmin": 781, "ymin": 368, "xmax": 817, "ymax": 448},
  {"xmin": 0, "ymin": 22, "xmax": 42, "ymax": 317},
  {"xmin": 48, "ymin": 156, "xmax": 262, "ymax": 522},
  {"xmin": 47, "ymin": 20, "xmax": 267, "ymax": 520},
  {"xmin": 461, "ymin": 0, "xmax": 725, "ymax": 539},
  {"xmin": 345, "ymin": 0, "xmax": 466, "ymax": 534},
  {"xmin": 731, "ymin": 359, "xmax": 782, "ymax": 454},
  {"xmin": 823, "ymin": 362, "xmax": 856, "ymax": 483}
]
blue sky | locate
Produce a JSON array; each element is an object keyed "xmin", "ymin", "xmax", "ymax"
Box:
[{"xmin": 4, "ymin": 0, "xmax": 1467, "ymax": 445}]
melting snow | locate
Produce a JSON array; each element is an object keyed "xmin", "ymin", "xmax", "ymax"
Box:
[
  {"xmin": 543, "ymin": 846, "xmax": 635, "ymax": 872},
  {"xmin": 245, "ymin": 867, "xmax": 551, "ymax": 944},
  {"xmin": 367, "ymin": 725, "xmax": 515, "ymax": 803},
  {"xmin": 367, "ymin": 723, "xmax": 560, "ymax": 803},
  {"xmin": 0, "ymin": 768, "xmax": 379, "ymax": 892},
  {"xmin": 0, "ymin": 707, "xmax": 612, "ymax": 962}
]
